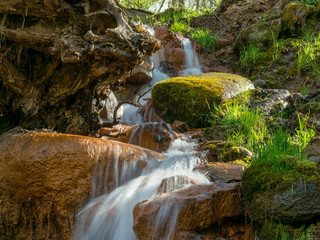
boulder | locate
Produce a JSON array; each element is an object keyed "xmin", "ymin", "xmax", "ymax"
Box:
[
  {"xmin": 199, "ymin": 162, "xmax": 244, "ymax": 183},
  {"xmin": 171, "ymin": 120, "xmax": 190, "ymax": 133},
  {"xmin": 281, "ymin": 2, "xmax": 317, "ymax": 36},
  {"xmin": 242, "ymin": 158, "xmax": 320, "ymax": 227},
  {"xmin": 152, "ymin": 72, "xmax": 254, "ymax": 127},
  {"xmin": 0, "ymin": 128, "xmax": 165, "ymax": 240},
  {"xmin": 235, "ymin": 20, "xmax": 282, "ymax": 50},
  {"xmin": 133, "ymin": 183, "xmax": 241, "ymax": 240}
]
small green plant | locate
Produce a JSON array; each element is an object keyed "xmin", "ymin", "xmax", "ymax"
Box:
[
  {"xmin": 295, "ymin": 114, "xmax": 315, "ymax": 151},
  {"xmin": 191, "ymin": 28, "xmax": 215, "ymax": 51},
  {"xmin": 170, "ymin": 20, "xmax": 190, "ymax": 34},
  {"xmin": 240, "ymin": 44, "xmax": 263, "ymax": 73},
  {"xmin": 261, "ymin": 13, "xmax": 269, "ymax": 22}
]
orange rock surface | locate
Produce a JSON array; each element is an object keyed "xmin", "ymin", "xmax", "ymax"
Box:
[{"xmin": 0, "ymin": 128, "xmax": 164, "ymax": 240}]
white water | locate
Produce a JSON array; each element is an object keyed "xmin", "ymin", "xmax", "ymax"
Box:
[
  {"xmin": 119, "ymin": 26, "xmax": 202, "ymax": 125},
  {"xmin": 73, "ymin": 139, "xmax": 209, "ymax": 240},
  {"xmin": 179, "ymin": 37, "xmax": 203, "ymax": 76}
]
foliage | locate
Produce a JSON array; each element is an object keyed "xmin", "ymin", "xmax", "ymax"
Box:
[
  {"xmin": 170, "ymin": 20, "xmax": 190, "ymax": 34},
  {"xmin": 304, "ymin": 0, "xmax": 319, "ymax": 6},
  {"xmin": 275, "ymin": 224, "xmax": 310, "ymax": 240},
  {"xmin": 191, "ymin": 28, "xmax": 216, "ymax": 51},
  {"xmin": 208, "ymin": 100, "xmax": 268, "ymax": 152},
  {"xmin": 295, "ymin": 114, "xmax": 315, "ymax": 151},
  {"xmin": 239, "ymin": 44, "xmax": 263, "ymax": 73}
]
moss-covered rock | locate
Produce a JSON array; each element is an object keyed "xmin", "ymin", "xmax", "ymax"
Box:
[
  {"xmin": 152, "ymin": 72, "xmax": 254, "ymax": 127},
  {"xmin": 234, "ymin": 20, "xmax": 282, "ymax": 50},
  {"xmin": 281, "ymin": 3, "xmax": 316, "ymax": 36},
  {"xmin": 242, "ymin": 157, "xmax": 320, "ymax": 226}
]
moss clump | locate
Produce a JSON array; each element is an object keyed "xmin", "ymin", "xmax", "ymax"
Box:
[
  {"xmin": 242, "ymin": 157, "xmax": 320, "ymax": 202},
  {"xmin": 152, "ymin": 72, "xmax": 253, "ymax": 127}
]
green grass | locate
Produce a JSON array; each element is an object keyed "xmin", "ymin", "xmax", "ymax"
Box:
[
  {"xmin": 275, "ymin": 224, "xmax": 310, "ymax": 240},
  {"xmin": 239, "ymin": 44, "xmax": 263, "ymax": 73},
  {"xmin": 207, "ymin": 100, "xmax": 268, "ymax": 152},
  {"xmin": 291, "ymin": 32, "xmax": 320, "ymax": 76},
  {"xmin": 191, "ymin": 28, "xmax": 216, "ymax": 51}
]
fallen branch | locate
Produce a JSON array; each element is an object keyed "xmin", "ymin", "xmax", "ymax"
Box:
[{"xmin": 305, "ymin": 122, "xmax": 320, "ymax": 135}]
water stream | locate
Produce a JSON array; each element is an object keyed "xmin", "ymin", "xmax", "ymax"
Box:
[
  {"xmin": 73, "ymin": 139, "xmax": 209, "ymax": 240},
  {"xmin": 73, "ymin": 25, "xmax": 205, "ymax": 239}
]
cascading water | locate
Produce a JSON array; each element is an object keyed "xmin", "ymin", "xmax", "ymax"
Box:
[
  {"xmin": 73, "ymin": 24, "xmax": 207, "ymax": 240},
  {"xmin": 73, "ymin": 139, "xmax": 209, "ymax": 240},
  {"xmin": 119, "ymin": 25, "xmax": 202, "ymax": 125},
  {"xmin": 179, "ymin": 37, "xmax": 203, "ymax": 76}
]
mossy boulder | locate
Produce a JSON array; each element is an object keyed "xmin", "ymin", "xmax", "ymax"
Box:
[
  {"xmin": 242, "ymin": 157, "xmax": 320, "ymax": 226},
  {"xmin": 234, "ymin": 20, "xmax": 282, "ymax": 50},
  {"xmin": 281, "ymin": 2, "xmax": 317, "ymax": 36},
  {"xmin": 151, "ymin": 72, "xmax": 254, "ymax": 127}
]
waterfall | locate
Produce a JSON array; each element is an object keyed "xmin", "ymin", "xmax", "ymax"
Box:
[
  {"xmin": 73, "ymin": 139, "xmax": 209, "ymax": 240},
  {"xmin": 179, "ymin": 37, "xmax": 203, "ymax": 76},
  {"xmin": 119, "ymin": 26, "xmax": 203, "ymax": 125}
]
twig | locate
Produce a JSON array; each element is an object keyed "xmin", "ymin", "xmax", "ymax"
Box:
[
  {"xmin": 137, "ymin": 88, "xmax": 152, "ymax": 102},
  {"xmin": 305, "ymin": 122, "xmax": 320, "ymax": 135}
]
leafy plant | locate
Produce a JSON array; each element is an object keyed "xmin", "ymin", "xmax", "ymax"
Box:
[
  {"xmin": 170, "ymin": 20, "xmax": 190, "ymax": 34},
  {"xmin": 191, "ymin": 28, "xmax": 215, "ymax": 51},
  {"xmin": 239, "ymin": 44, "xmax": 263, "ymax": 73}
]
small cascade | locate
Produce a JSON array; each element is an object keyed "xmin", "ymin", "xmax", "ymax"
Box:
[
  {"xmin": 73, "ymin": 139, "xmax": 209, "ymax": 240},
  {"xmin": 179, "ymin": 37, "xmax": 203, "ymax": 76},
  {"xmin": 119, "ymin": 24, "xmax": 169, "ymax": 125}
]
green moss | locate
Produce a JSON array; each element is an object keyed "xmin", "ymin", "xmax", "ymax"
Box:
[
  {"xmin": 277, "ymin": 67, "xmax": 287, "ymax": 75},
  {"xmin": 152, "ymin": 72, "xmax": 253, "ymax": 127},
  {"xmin": 242, "ymin": 157, "xmax": 320, "ymax": 202},
  {"xmin": 282, "ymin": 3, "xmax": 316, "ymax": 35}
]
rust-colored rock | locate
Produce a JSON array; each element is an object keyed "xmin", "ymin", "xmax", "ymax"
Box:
[
  {"xmin": 133, "ymin": 182, "xmax": 241, "ymax": 240},
  {"xmin": 167, "ymin": 48, "xmax": 185, "ymax": 70},
  {"xmin": 171, "ymin": 120, "xmax": 190, "ymax": 133},
  {"xmin": 0, "ymin": 128, "xmax": 165, "ymax": 240},
  {"xmin": 307, "ymin": 136, "xmax": 320, "ymax": 164},
  {"xmin": 106, "ymin": 123, "xmax": 177, "ymax": 152},
  {"xmin": 200, "ymin": 162, "xmax": 244, "ymax": 183}
]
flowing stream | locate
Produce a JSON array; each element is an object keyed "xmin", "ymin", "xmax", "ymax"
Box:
[
  {"xmin": 73, "ymin": 139, "xmax": 209, "ymax": 240},
  {"xmin": 73, "ymin": 25, "xmax": 205, "ymax": 239}
]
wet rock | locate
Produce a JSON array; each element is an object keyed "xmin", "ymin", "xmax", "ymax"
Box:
[
  {"xmin": 168, "ymin": 48, "xmax": 186, "ymax": 70},
  {"xmin": 152, "ymin": 72, "xmax": 254, "ymax": 127},
  {"xmin": 0, "ymin": 128, "xmax": 165, "ymax": 240},
  {"xmin": 98, "ymin": 124, "xmax": 131, "ymax": 137},
  {"xmin": 158, "ymin": 175, "xmax": 199, "ymax": 193},
  {"xmin": 174, "ymin": 230, "xmax": 202, "ymax": 240},
  {"xmin": 125, "ymin": 58, "xmax": 154, "ymax": 84},
  {"xmin": 128, "ymin": 123, "xmax": 177, "ymax": 152},
  {"xmin": 105, "ymin": 123, "xmax": 177, "ymax": 152},
  {"xmin": 171, "ymin": 120, "xmax": 190, "ymax": 133},
  {"xmin": 200, "ymin": 162, "xmax": 244, "ymax": 183},
  {"xmin": 133, "ymin": 182, "xmax": 241, "ymax": 240},
  {"xmin": 307, "ymin": 136, "xmax": 320, "ymax": 164}
]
